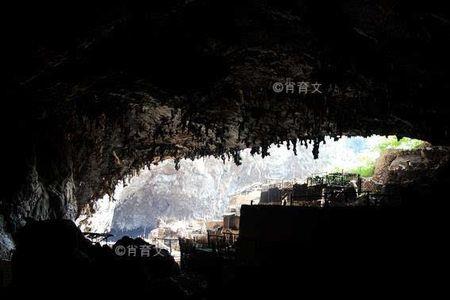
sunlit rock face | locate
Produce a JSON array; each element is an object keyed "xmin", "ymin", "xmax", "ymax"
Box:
[
  {"xmin": 0, "ymin": 215, "xmax": 15, "ymax": 259},
  {"xmin": 372, "ymin": 147, "xmax": 450, "ymax": 186},
  {"xmin": 77, "ymin": 136, "xmax": 395, "ymax": 236}
]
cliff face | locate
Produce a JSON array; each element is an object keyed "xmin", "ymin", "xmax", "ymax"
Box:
[
  {"xmin": 78, "ymin": 140, "xmax": 341, "ymax": 235},
  {"xmin": 2, "ymin": 1, "xmax": 450, "ymax": 254},
  {"xmin": 76, "ymin": 136, "xmax": 414, "ymax": 236},
  {"xmin": 372, "ymin": 146, "xmax": 450, "ymax": 187}
]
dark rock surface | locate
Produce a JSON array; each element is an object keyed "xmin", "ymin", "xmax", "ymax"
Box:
[
  {"xmin": 7, "ymin": 220, "xmax": 185, "ymax": 297},
  {"xmin": 2, "ymin": 1, "xmax": 450, "ymax": 245}
]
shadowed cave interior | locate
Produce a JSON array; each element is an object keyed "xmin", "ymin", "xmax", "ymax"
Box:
[{"xmin": 1, "ymin": 0, "xmax": 450, "ymax": 297}]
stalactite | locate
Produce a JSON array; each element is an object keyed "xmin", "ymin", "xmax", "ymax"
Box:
[
  {"xmin": 292, "ymin": 138, "xmax": 297, "ymax": 156},
  {"xmin": 231, "ymin": 149, "xmax": 242, "ymax": 166},
  {"xmin": 312, "ymin": 140, "xmax": 320, "ymax": 159},
  {"xmin": 174, "ymin": 157, "xmax": 181, "ymax": 170},
  {"xmin": 261, "ymin": 144, "xmax": 270, "ymax": 158},
  {"xmin": 250, "ymin": 146, "xmax": 260, "ymax": 156}
]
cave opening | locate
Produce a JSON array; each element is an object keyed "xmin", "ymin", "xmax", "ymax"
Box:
[
  {"xmin": 74, "ymin": 135, "xmax": 427, "ymax": 261},
  {"xmin": 2, "ymin": 1, "xmax": 450, "ymax": 297}
]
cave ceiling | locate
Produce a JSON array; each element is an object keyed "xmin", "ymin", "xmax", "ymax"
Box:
[{"xmin": 2, "ymin": 1, "xmax": 450, "ymax": 220}]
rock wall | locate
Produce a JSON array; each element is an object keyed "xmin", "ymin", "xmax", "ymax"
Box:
[
  {"xmin": 373, "ymin": 146, "xmax": 450, "ymax": 185},
  {"xmin": 78, "ymin": 137, "xmax": 394, "ymax": 236},
  {"xmin": 2, "ymin": 1, "xmax": 450, "ymax": 256}
]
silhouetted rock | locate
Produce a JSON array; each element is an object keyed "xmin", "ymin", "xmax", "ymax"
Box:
[{"xmin": 9, "ymin": 220, "xmax": 184, "ymax": 297}]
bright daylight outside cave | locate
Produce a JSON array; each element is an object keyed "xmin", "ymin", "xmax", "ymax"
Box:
[
  {"xmin": 75, "ymin": 135, "xmax": 426, "ymax": 261},
  {"xmin": 1, "ymin": 1, "xmax": 449, "ymax": 298}
]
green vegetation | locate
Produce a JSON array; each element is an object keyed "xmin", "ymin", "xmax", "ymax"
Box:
[
  {"xmin": 342, "ymin": 136, "xmax": 424, "ymax": 178},
  {"xmin": 378, "ymin": 136, "xmax": 424, "ymax": 152},
  {"xmin": 349, "ymin": 164, "xmax": 375, "ymax": 177},
  {"xmin": 332, "ymin": 159, "xmax": 375, "ymax": 178}
]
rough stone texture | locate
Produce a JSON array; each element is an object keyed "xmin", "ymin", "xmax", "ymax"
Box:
[
  {"xmin": 2, "ymin": 1, "xmax": 450, "ymax": 241},
  {"xmin": 78, "ymin": 137, "xmax": 391, "ymax": 236},
  {"xmin": 372, "ymin": 146, "xmax": 450, "ymax": 186},
  {"xmin": 356, "ymin": 145, "xmax": 450, "ymax": 210},
  {"xmin": 0, "ymin": 215, "xmax": 15, "ymax": 260}
]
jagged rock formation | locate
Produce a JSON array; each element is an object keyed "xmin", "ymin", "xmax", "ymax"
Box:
[
  {"xmin": 372, "ymin": 146, "xmax": 450, "ymax": 186},
  {"xmin": 78, "ymin": 137, "xmax": 391, "ymax": 235},
  {"xmin": 2, "ymin": 1, "xmax": 450, "ymax": 251},
  {"xmin": 365, "ymin": 146, "xmax": 450, "ymax": 202}
]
